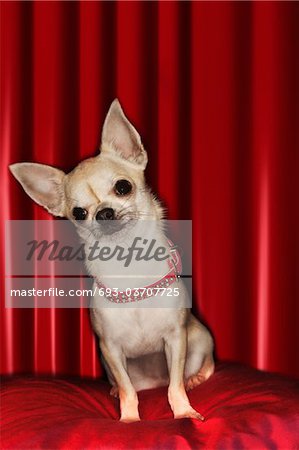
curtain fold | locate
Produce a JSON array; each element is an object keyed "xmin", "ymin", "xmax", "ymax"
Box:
[{"xmin": 1, "ymin": 1, "xmax": 298, "ymax": 378}]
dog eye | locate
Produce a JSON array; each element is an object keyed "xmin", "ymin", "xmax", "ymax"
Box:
[
  {"xmin": 72, "ymin": 207, "xmax": 87, "ymax": 220},
  {"xmin": 114, "ymin": 179, "xmax": 132, "ymax": 196}
]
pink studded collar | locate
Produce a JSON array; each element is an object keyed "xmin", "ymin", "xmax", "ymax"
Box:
[{"xmin": 95, "ymin": 242, "xmax": 182, "ymax": 304}]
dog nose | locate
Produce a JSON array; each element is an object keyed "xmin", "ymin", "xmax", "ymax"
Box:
[{"xmin": 96, "ymin": 208, "xmax": 115, "ymax": 221}]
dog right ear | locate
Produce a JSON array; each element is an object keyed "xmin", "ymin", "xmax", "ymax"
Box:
[
  {"xmin": 101, "ymin": 99, "xmax": 148, "ymax": 169},
  {"xmin": 9, "ymin": 162, "xmax": 66, "ymax": 217}
]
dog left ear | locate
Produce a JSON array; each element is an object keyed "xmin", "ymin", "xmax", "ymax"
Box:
[
  {"xmin": 101, "ymin": 99, "xmax": 148, "ymax": 169},
  {"xmin": 9, "ymin": 162, "xmax": 66, "ymax": 217}
]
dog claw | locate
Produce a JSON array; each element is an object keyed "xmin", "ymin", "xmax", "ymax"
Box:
[{"xmin": 174, "ymin": 408, "xmax": 205, "ymax": 421}]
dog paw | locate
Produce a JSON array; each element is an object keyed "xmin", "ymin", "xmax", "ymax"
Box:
[
  {"xmin": 185, "ymin": 373, "xmax": 206, "ymax": 391},
  {"xmin": 110, "ymin": 386, "xmax": 119, "ymax": 398},
  {"xmin": 120, "ymin": 416, "xmax": 141, "ymax": 423},
  {"xmin": 174, "ymin": 407, "xmax": 204, "ymax": 421}
]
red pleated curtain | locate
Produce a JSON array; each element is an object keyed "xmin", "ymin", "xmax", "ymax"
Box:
[{"xmin": 1, "ymin": 1, "xmax": 298, "ymax": 378}]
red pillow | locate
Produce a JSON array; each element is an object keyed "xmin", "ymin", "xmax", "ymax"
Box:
[{"xmin": 1, "ymin": 363, "xmax": 299, "ymax": 449}]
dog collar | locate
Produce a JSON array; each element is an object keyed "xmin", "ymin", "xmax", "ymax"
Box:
[{"xmin": 95, "ymin": 241, "xmax": 182, "ymax": 304}]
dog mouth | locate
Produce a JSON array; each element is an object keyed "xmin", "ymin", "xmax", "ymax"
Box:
[
  {"xmin": 77, "ymin": 215, "xmax": 137, "ymax": 238},
  {"xmin": 103, "ymin": 215, "xmax": 140, "ymax": 235},
  {"xmin": 98, "ymin": 220, "xmax": 125, "ymax": 235}
]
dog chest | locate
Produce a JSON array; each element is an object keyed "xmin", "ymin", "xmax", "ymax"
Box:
[{"xmin": 90, "ymin": 307, "xmax": 179, "ymax": 358}]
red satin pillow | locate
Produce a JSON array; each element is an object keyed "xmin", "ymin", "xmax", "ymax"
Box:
[{"xmin": 1, "ymin": 363, "xmax": 299, "ymax": 449}]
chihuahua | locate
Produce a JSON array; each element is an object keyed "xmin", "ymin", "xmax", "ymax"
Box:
[{"xmin": 9, "ymin": 100, "xmax": 214, "ymax": 422}]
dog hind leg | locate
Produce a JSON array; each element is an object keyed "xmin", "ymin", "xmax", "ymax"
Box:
[{"xmin": 184, "ymin": 314, "xmax": 215, "ymax": 391}]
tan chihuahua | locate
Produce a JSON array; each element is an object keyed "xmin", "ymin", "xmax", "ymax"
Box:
[{"xmin": 9, "ymin": 100, "xmax": 214, "ymax": 423}]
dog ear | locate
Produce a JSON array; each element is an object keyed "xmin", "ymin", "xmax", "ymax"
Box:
[
  {"xmin": 101, "ymin": 99, "xmax": 148, "ymax": 169},
  {"xmin": 9, "ymin": 163, "xmax": 66, "ymax": 217}
]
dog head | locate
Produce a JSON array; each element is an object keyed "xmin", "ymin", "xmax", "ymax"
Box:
[{"xmin": 9, "ymin": 100, "xmax": 163, "ymax": 236}]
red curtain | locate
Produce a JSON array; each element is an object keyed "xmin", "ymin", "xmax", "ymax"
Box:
[{"xmin": 1, "ymin": 1, "xmax": 298, "ymax": 378}]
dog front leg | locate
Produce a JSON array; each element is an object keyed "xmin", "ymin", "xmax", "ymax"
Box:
[
  {"xmin": 164, "ymin": 328, "xmax": 204, "ymax": 420},
  {"xmin": 100, "ymin": 340, "xmax": 140, "ymax": 423}
]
